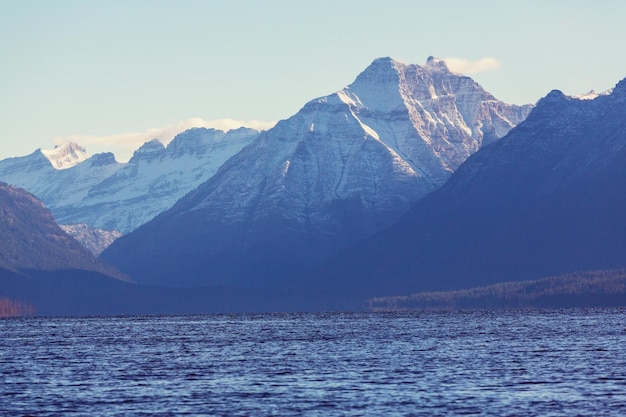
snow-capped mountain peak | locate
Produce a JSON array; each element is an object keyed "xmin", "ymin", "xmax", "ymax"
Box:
[
  {"xmin": 344, "ymin": 57, "xmax": 531, "ymax": 174},
  {"xmin": 40, "ymin": 142, "xmax": 88, "ymax": 169},
  {"xmin": 102, "ymin": 56, "xmax": 533, "ymax": 288}
]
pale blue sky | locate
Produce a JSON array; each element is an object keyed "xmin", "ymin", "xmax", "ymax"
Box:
[{"xmin": 1, "ymin": 0, "xmax": 625, "ymax": 161}]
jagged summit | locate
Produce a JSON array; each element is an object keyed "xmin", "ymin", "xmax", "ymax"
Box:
[
  {"xmin": 363, "ymin": 56, "xmax": 451, "ymax": 74},
  {"xmin": 0, "ymin": 127, "xmax": 258, "ymax": 233},
  {"xmin": 127, "ymin": 128, "xmax": 261, "ymax": 164},
  {"xmin": 166, "ymin": 127, "xmax": 258, "ymax": 158},
  {"xmin": 129, "ymin": 139, "xmax": 165, "ymax": 163},
  {"xmin": 40, "ymin": 142, "xmax": 88, "ymax": 169},
  {"xmin": 539, "ymin": 89, "xmax": 569, "ymax": 103},
  {"xmin": 363, "ymin": 56, "xmax": 401, "ymax": 69},
  {"xmin": 64, "ymin": 127, "xmax": 258, "ymax": 232},
  {"xmin": 88, "ymin": 152, "xmax": 118, "ymax": 167},
  {"xmin": 344, "ymin": 56, "xmax": 528, "ymax": 171}
]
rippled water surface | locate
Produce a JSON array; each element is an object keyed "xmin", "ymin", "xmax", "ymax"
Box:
[{"xmin": 2, "ymin": 309, "xmax": 626, "ymax": 416}]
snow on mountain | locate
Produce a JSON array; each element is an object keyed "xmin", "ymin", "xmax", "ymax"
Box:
[
  {"xmin": 40, "ymin": 143, "xmax": 89, "ymax": 169},
  {"xmin": 571, "ymin": 88, "xmax": 613, "ymax": 101},
  {"xmin": 0, "ymin": 142, "xmax": 94, "ymax": 195},
  {"xmin": 61, "ymin": 127, "xmax": 258, "ymax": 232},
  {"xmin": 103, "ymin": 57, "xmax": 533, "ymax": 288},
  {"xmin": 0, "ymin": 149, "xmax": 124, "ymax": 216},
  {"xmin": 0, "ymin": 150, "xmax": 60, "ymax": 194},
  {"xmin": 59, "ymin": 224, "xmax": 122, "ymax": 256},
  {"xmin": 342, "ymin": 56, "xmax": 533, "ymax": 176},
  {"xmin": 0, "ymin": 127, "xmax": 258, "ymax": 234}
]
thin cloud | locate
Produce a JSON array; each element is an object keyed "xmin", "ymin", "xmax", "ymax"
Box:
[
  {"xmin": 52, "ymin": 118, "xmax": 276, "ymax": 162},
  {"xmin": 442, "ymin": 57, "xmax": 502, "ymax": 74}
]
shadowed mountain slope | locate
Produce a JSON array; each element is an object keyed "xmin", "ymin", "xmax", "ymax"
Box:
[
  {"xmin": 313, "ymin": 78, "xmax": 626, "ymax": 300},
  {"xmin": 0, "ymin": 182, "xmax": 125, "ymax": 280}
]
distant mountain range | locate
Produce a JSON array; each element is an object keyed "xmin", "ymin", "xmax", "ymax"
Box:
[
  {"xmin": 0, "ymin": 127, "xmax": 258, "ymax": 233},
  {"xmin": 102, "ymin": 57, "xmax": 531, "ymax": 288}
]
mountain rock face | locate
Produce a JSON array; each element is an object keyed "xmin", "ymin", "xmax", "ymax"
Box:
[
  {"xmin": 0, "ymin": 182, "xmax": 124, "ymax": 279},
  {"xmin": 59, "ymin": 224, "xmax": 123, "ymax": 256},
  {"xmin": 102, "ymin": 57, "xmax": 532, "ymax": 288},
  {"xmin": 0, "ymin": 128, "xmax": 258, "ymax": 233},
  {"xmin": 315, "ymin": 78, "xmax": 626, "ymax": 300}
]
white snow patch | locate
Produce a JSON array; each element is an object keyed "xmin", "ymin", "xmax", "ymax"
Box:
[
  {"xmin": 337, "ymin": 90, "xmax": 381, "ymax": 140},
  {"xmin": 360, "ymin": 122, "xmax": 380, "ymax": 140},
  {"xmin": 572, "ymin": 89, "xmax": 613, "ymax": 100},
  {"xmin": 337, "ymin": 90, "xmax": 356, "ymax": 107},
  {"xmin": 41, "ymin": 143, "xmax": 89, "ymax": 169},
  {"xmin": 282, "ymin": 160, "xmax": 291, "ymax": 177}
]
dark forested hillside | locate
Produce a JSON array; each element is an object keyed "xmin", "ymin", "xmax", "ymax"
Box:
[
  {"xmin": 0, "ymin": 182, "xmax": 125, "ymax": 279},
  {"xmin": 366, "ymin": 270, "xmax": 626, "ymax": 310}
]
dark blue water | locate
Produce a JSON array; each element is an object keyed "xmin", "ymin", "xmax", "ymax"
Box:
[{"xmin": 1, "ymin": 309, "xmax": 626, "ymax": 416}]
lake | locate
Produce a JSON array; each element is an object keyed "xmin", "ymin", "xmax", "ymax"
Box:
[{"xmin": 1, "ymin": 309, "xmax": 625, "ymax": 416}]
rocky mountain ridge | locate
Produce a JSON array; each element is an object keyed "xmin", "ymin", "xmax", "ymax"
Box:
[{"xmin": 0, "ymin": 127, "xmax": 258, "ymax": 233}]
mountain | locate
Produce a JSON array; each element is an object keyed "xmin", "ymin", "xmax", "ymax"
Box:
[
  {"xmin": 102, "ymin": 57, "xmax": 532, "ymax": 288},
  {"xmin": 314, "ymin": 77, "xmax": 626, "ymax": 301},
  {"xmin": 0, "ymin": 182, "xmax": 124, "ymax": 279},
  {"xmin": 0, "ymin": 127, "xmax": 258, "ymax": 233}
]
